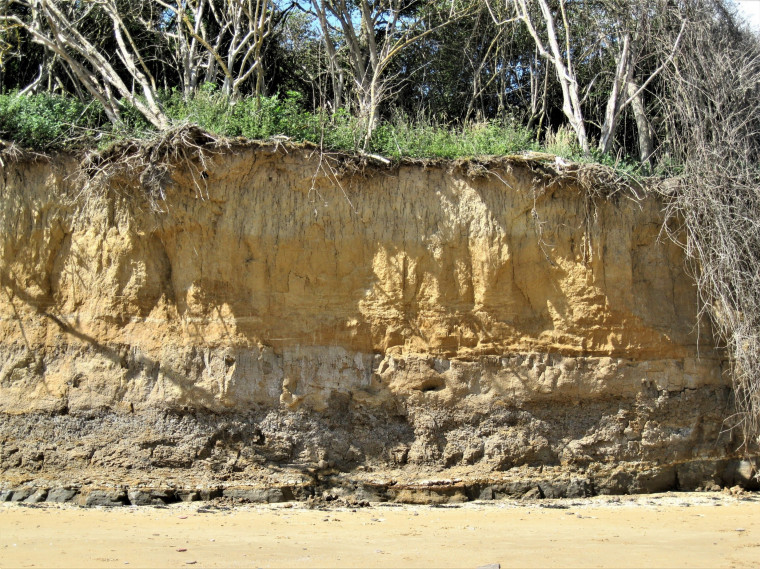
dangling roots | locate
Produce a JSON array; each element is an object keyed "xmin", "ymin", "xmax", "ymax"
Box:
[{"xmin": 75, "ymin": 125, "xmax": 226, "ymax": 211}]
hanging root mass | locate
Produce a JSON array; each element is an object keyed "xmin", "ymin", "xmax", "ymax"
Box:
[
  {"xmin": 660, "ymin": 165, "xmax": 760, "ymax": 453},
  {"xmin": 76, "ymin": 125, "xmax": 225, "ymax": 211},
  {"xmin": 654, "ymin": 13, "xmax": 760, "ymax": 454}
]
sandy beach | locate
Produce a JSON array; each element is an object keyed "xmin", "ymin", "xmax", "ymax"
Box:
[{"xmin": 1, "ymin": 491, "xmax": 759, "ymax": 568}]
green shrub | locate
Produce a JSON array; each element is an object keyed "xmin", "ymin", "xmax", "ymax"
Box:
[{"xmin": 0, "ymin": 91, "xmax": 105, "ymax": 150}]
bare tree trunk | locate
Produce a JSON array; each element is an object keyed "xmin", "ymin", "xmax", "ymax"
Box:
[
  {"xmin": 19, "ymin": 51, "xmax": 54, "ymax": 95},
  {"xmin": 313, "ymin": 0, "xmax": 468, "ymax": 145},
  {"xmin": 597, "ymin": 16, "xmax": 684, "ymax": 156},
  {"xmin": 4, "ymin": 0, "xmax": 169, "ymax": 128},
  {"xmin": 359, "ymin": 75, "xmax": 384, "ymax": 145},
  {"xmin": 598, "ymin": 32, "xmax": 632, "ymax": 154},
  {"xmin": 158, "ymin": 0, "xmax": 274, "ymax": 100},
  {"xmin": 173, "ymin": 0, "xmax": 209, "ymax": 98},
  {"xmin": 627, "ymin": 78, "xmax": 653, "ymax": 164},
  {"xmin": 311, "ymin": 0, "xmax": 344, "ymax": 110},
  {"xmin": 502, "ymin": 0, "xmax": 589, "ymax": 152}
]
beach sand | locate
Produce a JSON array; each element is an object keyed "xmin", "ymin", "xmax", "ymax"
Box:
[{"xmin": 1, "ymin": 492, "xmax": 759, "ymax": 568}]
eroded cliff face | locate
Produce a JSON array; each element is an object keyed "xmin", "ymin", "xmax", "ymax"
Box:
[{"xmin": 0, "ymin": 145, "xmax": 746, "ymax": 503}]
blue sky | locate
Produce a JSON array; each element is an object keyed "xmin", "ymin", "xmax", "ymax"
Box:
[{"xmin": 735, "ymin": 0, "xmax": 760, "ymax": 30}]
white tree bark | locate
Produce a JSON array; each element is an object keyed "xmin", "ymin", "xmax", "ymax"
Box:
[
  {"xmin": 506, "ymin": 0, "xmax": 589, "ymax": 152},
  {"xmin": 2, "ymin": 0, "xmax": 169, "ymax": 128},
  {"xmin": 154, "ymin": 0, "xmax": 210, "ymax": 97},
  {"xmin": 487, "ymin": 0, "xmax": 685, "ymax": 158},
  {"xmin": 597, "ymin": 15, "xmax": 685, "ymax": 156},
  {"xmin": 157, "ymin": 0, "xmax": 274, "ymax": 99},
  {"xmin": 598, "ymin": 32, "xmax": 632, "ymax": 154},
  {"xmin": 627, "ymin": 78, "xmax": 654, "ymax": 164},
  {"xmin": 312, "ymin": 0, "xmax": 466, "ymax": 145}
]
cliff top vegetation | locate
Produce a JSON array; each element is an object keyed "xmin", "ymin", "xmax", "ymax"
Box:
[{"xmin": 0, "ymin": 0, "xmax": 745, "ymax": 172}]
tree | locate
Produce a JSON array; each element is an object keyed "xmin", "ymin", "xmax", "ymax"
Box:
[
  {"xmin": 155, "ymin": 0, "xmax": 282, "ymax": 100},
  {"xmin": 485, "ymin": 0, "xmax": 590, "ymax": 151},
  {"xmin": 1, "ymin": 0, "xmax": 170, "ymax": 128},
  {"xmin": 594, "ymin": 1, "xmax": 684, "ymax": 161},
  {"xmin": 308, "ymin": 0, "xmax": 470, "ymax": 144},
  {"xmin": 484, "ymin": 0, "xmax": 685, "ymax": 158}
]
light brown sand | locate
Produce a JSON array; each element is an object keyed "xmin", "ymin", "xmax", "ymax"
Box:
[{"xmin": 1, "ymin": 492, "xmax": 758, "ymax": 568}]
